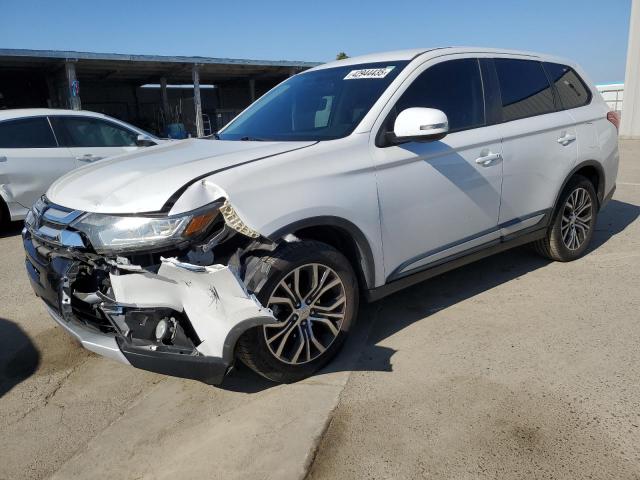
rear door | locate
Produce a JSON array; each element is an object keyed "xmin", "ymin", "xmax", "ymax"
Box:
[
  {"xmin": 543, "ymin": 62, "xmax": 603, "ymax": 176},
  {"xmin": 0, "ymin": 116, "xmax": 76, "ymax": 211},
  {"xmin": 50, "ymin": 116, "xmax": 142, "ymax": 165},
  {"xmin": 493, "ymin": 58, "xmax": 578, "ymax": 232}
]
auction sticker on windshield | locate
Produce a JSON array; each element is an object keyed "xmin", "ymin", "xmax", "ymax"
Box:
[{"xmin": 344, "ymin": 66, "xmax": 396, "ymax": 80}]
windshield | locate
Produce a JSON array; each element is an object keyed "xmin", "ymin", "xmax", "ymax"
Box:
[
  {"xmin": 218, "ymin": 61, "xmax": 408, "ymax": 141},
  {"xmin": 118, "ymin": 119, "xmax": 158, "ymax": 140}
]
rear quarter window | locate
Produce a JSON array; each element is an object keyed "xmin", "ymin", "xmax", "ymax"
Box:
[
  {"xmin": 0, "ymin": 117, "xmax": 57, "ymax": 148},
  {"xmin": 543, "ymin": 62, "xmax": 592, "ymax": 110}
]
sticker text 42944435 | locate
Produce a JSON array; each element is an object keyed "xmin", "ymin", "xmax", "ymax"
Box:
[{"xmin": 344, "ymin": 66, "xmax": 396, "ymax": 80}]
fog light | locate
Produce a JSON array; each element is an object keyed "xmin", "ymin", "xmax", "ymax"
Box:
[{"xmin": 155, "ymin": 318, "xmax": 170, "ymax": 341}]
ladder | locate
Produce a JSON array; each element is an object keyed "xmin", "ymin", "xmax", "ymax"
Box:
[{"xmin": 202, "ymin": 114, "xmax": 213, "ymax": 136}]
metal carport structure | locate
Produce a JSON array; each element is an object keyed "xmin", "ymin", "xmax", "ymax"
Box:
[{"xmin": 0, "ymin": 48, "xmax": 319, "ymax": 136}]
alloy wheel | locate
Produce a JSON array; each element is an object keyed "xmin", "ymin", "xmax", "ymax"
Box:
[
  {"xmin": 561, "ymin": 187, "xmax": 593, "ymax": 251},
  {"xmin": 264, "ymin": 263, "xmax": 346, "ymax": 365}
]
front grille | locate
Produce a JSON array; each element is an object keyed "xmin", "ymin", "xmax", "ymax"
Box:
[
  {"xmin": 28, "ymin": 198, "xmax": 87, "ymax": 249},
  {"xmin": 70, "ymin": 297, "xmax": 115, "ymax": 333},
  {"xmin": 25, "ymin": 199, "xmax": 113, "ymax": 333},
  {"xmin": 69, "ymin": 267, "xmax": 116, "ymax": 333}
]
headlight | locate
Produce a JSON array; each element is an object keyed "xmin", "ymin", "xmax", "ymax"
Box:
[
  {"xmin": 33, "ymin": 196, "xmax": 47, "ymax": 214},
  {"xmin": 25, "ymin": 197, "xmax": 46, "ymax": 229},
  {"xmin": 24, "ymin": 209, "xmax": 36, "ymax": 229},
  {"xmin": 73, "ymin": 208, "xmax": 219, "ymax": 253}
]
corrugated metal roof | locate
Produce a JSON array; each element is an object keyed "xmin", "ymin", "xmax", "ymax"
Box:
[
  {"xmin": 0, "ymin": 48, "xmax": 320, "ymax": 68},
  {"xmin": 0, "ymin": 48, "xmax": 321, "ymax": 83}
]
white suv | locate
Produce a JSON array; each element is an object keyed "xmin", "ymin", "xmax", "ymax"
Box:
[
  {"xmin": 0, "ymin": 109, "xmax": 159, "ymax": 224},
  {"xmin": 22, "ymin": 48, "xmax": 619, "ymax": 385}
]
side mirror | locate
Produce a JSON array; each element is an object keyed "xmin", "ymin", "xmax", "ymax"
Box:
[
  {"xmin": 136, "ymin": 134, "xmax": 156, "ymax": 147},
  {"xmin": 392, "ymin": 107, "xmax": 449, "ymax": 143}
]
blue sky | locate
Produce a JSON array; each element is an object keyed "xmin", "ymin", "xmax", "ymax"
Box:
[{"xmin": 0, "ymin": 0, "xmax": 631, "ymax": 84}]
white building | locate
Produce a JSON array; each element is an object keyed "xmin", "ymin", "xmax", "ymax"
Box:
[{"xmin": 621, "ymin": 0, "xmax": 640, "ymax": 138}]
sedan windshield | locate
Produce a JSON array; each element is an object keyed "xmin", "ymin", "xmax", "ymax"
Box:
[{"xmin": 218, "ymin": 61, "xmax": 408, "ymax": 141}]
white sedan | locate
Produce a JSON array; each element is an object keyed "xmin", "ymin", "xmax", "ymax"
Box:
[{"xmin": 0, "ymin": 108, "xmax": 160, "ymax": 224}]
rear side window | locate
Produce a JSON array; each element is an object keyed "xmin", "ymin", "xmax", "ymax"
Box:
[
  {"xmin": 0, "ymin": 117, "xmax": 57, "ymax": 148},
  {"xmin": 494, "ymin": 59, "xmax": 555, "ymax": 122},
  {"xmin": 395, "ymin": 58, "xmax": 485, "ymax": 132},
  {"xmin": 52, "ymin": 117, "xmax": 138, "ymax": 147},
  {"xmin": 543, "ymin": 62, "xmax": 591, "ymax": 110}
]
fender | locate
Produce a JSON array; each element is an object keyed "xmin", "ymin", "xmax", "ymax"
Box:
[
  {"xmin": 0, "ymin": 184, "xmax": 11, "ymax": 205},
  {"xmin": 161, "ymin": 142, "xmax": 319, "ymax": 213},
  {"xmin": 266, "ymin": 216, "xmax": 376, "ymax": 289},
  {"xmin": 0, "ymin": 185, "xmax": 26, "ymax": 221}
]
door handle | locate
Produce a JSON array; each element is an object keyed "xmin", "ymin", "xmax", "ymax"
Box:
[
  {"xmin": 75, "ymin": 154, "xmax": 104, "ymax": 162},
  {"xmin": 475, "ymin": 152, "xmax": 502, "ymax": 167},
  {"xmin": 557, "ymin": 132, "xmax": 576, "ymax": 145},
  {"xmin": 0, "ymin": 156, "xmax": 7, "ymax": 163}
]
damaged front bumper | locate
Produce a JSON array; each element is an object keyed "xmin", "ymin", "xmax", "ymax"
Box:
[{"xmin": 23, "ymin": 226, "xmax": 274, "ymax": 385}]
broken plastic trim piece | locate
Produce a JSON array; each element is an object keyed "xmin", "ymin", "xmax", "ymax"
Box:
[
  {"xmin": 161, "ymin": 256, "xmax": 207, "ymax": 272},
  {"xmin": 107, "ymin": 256, "xmax": 144, "ymax": 272},
  {"xmin": 108, "ymin": 257, "xmax": 275, "ymax": 364},
  {"xmin": 197, "ymin": 224, "xmax": 236, "ymax": 253}
]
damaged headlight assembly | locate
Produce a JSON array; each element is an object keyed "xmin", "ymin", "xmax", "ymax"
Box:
[
  {"xmin": 22, "ymin": 196, "xmax": 277, "ymax": 385},
  {"xmin": 71, "ymin": 203, "xmax": 223, "ymax": 253},
  {"xmin": 68, "ymin": 199, "xmax": 261, "ymax": 253}
]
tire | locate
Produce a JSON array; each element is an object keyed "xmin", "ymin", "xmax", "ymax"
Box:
[
  {"xmin": 0, "ymin": 198, "xmax": 8, "ymax": 227},
  {"xmin": 534, "ymin": 175, "xmax": 598, "ymax": 262},
  {"xmin": 236, "ymin": 240, "xmax": 359, "ymax": 383}
]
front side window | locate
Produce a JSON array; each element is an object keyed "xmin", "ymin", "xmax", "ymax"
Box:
[
  {"xmin": 0, "ymin": 117, "xmax": 57, "ymax": 148},
  {"xmin": 543, "ymin": 62, "xmax": 591, "ymax": 110},
  {"xmin": 393, "ymin": 58, "xmax": 485, "ymax": 132},
  {"xmin": 53, "ymin": 117, "xmax": 139, "ymax": 147},
  {"xmin": 494, "ymin": 59, "xmax": 556, "ymax": 122},
  {"xmin": 218, "ymin": 61, "xmax": 408, "ymax": 141}
]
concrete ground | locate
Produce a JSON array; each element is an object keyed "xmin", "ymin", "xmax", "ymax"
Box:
[
  {"xmin": 0, "ymin": 221, "xmax": 362, "ymax": 480},
  {"xmin": 0, "ymin": 141, "xmax": 638, "ymax": 480},
  {"xmin": 308, "ymin": 140, "xmax": 640, "ymax": 479}
]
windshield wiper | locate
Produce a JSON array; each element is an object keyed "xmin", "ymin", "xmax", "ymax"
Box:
[{"xmin": 239, "ymin": 136, "xmax": 267, "ymax": 141}]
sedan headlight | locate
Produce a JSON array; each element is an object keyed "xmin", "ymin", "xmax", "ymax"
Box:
[
  {"xmin": 73, "ymin": 207, "xmax": 220, "ymax": 253},
  {"xmin": 25, "ymin": 197, "xmax": 46, "ymax": 230},
  {"xmin": 24, "ymin": 209, "xmax": 36, "ymax": 229}
]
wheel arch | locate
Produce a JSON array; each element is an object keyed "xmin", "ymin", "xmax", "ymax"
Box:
[
  {"xmin": 555, "ymin": 160, "xmax": 605, "ymax": 213},
  {"xmin": 266, "ymin": 216, "xmax": 376, "ymax": 290},
  {"xmin": 0, "ymin": 191, "xmax": 9, "ymax": 224}
]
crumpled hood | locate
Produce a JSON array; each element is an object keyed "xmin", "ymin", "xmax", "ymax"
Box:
[{"xmin": 47, "ymin": 138, "xmax": 315, "ymax": 214}]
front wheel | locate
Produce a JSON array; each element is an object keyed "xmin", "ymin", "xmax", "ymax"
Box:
[
  {"xmin": 534, "ymin": 175, "xmax": 598, "ymax": 262},
  {"xmin": 0, "ymin": 198, "xmax": 7, "ymax": 226},
  {"xmin": 236, "ymin": 240, "xmax": 358, "ymax": 383}
]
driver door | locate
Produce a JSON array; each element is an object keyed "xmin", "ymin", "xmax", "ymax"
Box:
[{"xmin": 371, "ymin": 57, "xmax": 504, "ymax": 281}]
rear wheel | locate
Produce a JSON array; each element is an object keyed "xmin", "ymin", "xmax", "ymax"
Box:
[
  {"xmin": 534, "ymin": 175, "xmax": 598, "ymax": 261},
  {"xmin": 237, "ymin": 240, "xmax": 358, "ymax": 383}
]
